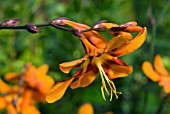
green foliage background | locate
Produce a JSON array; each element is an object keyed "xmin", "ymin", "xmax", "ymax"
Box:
[{"xmin": 0, "ymin": 0, "xmax": 170, "ymax": 114}]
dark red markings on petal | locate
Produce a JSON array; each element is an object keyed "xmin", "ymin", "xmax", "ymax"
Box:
[
  {"xmin": 74, "ymin": 69, "xmax": 83, "ymax": 78},
  {"xmin": 113, "ymin": 59, "xmax": 128, "ymax": 66}
]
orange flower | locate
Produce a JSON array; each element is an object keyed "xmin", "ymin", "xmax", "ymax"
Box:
[
  {"xmin": 142, "ymin": 55, "xmax": 170, "ymax": 93},
  {"xmin": 77, "ymin": 102, "xmax": 114, "ymax": 114},
  {"xmin": 0, "ymin": 79, "xmax": 40, "ymax": 114},
  {"xmin": 77, "ymin": 103, "xmax": 94, "ymax": 114},
  {"xmin": 46, "ymin": 20, "xmax": 147, "ymax": 103},
  {"xmin": 1, "ymin": 63, "xmax": 54, "ymax": 113},
  {"xmin": 5, "ymin": 63, "xmax": 55, "ymax": 102}
]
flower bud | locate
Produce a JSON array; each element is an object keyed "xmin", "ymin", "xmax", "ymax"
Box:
[
  {"xmin": 110, "ymin": 26, "xmax": 126, "ymax": 31},
  {"xmin": 93, "ymin": 20, "xmax": 107, "ymax": 29},
  {"xmin": 0, "ymin": 18, "xmax": 21, "ymax": 27},
  {"xmin": 72, "ymin": 29, "xmax": 84, "ymax": 38},
  {"xmin": 25, "ymin": 24, "xmax": 41, "ymax": 33},
  {"xmin": 120, "ymin": 21, "xmax": 137, "ymax": 27},
  {"xmin": 51, "ymin": 17, "xmax": 69, "ymax": 26}
]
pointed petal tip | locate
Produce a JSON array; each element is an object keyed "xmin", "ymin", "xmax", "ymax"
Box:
[
  {"xmin": 45, "ymin": 77, "xmax": 75, "ymax": 103},
  {"xmin": 142, "ymin": 61, "xmax": 160, "ymax": 82}
]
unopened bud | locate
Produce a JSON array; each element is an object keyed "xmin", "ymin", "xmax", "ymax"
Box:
[
  {"xmin": 51, "ymin": 17, "xmax": 69, "ymax": 26},
  {"xmin": 25, "ymin": 24, "xmax": 41, "ymax": 33},
  {"xmin": 93, "ymin": 20, "xmax": 107, "ymax": 29},
  {"xmin": 72, "ymin": 29, "xmax": 84, "ymax": 38},
  {"xmin": 120, "ymin": 21, "xmax": 137, "ymax": 27},
  {"xmin": 110, "ymin": 26, "xmax": 126, "ymax": 31},
  {"xmin": 0, "ymin": 18, "xmax": 21, "ymax": 27}
]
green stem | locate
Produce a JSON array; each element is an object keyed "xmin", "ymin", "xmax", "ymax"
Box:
[
  {"xmin": 154, "ymin": 94, "xmax": 169, "ymax": 114},
  {"xmin": 143, "ymin": 1, "xmax": 170, "ymax": 113}
]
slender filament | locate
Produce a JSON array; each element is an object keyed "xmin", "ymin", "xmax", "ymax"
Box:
[{"xmin": 96, "ymin": 59, "xmax": 122, "ymax": 101}]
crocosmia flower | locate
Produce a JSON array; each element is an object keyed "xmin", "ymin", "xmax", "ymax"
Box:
[
  {"xmin": 0, "ymin": 63, "xmax": 54, "ymax": 114},
  {"xmin": 142, "ymin": 55, "xmax": 170, "ymax": 93},
  {"xmin": 46, "ymin": 19, "xmax": 147, "ymax": 103}
]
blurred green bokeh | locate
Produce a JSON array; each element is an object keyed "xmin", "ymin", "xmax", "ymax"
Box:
[{"xmin": 0, "ymin": 0, "xmax": 170, "ymax": 114}]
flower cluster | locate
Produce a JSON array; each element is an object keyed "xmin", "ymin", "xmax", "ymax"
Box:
[
  {"xmin": 142, "ymin": 55, "xmax": 170, "ymax": 93},
  {"xmin": 46, "ymin": 19, "xmax": 147, "ymax": 103},
  {"xmin": 0, "ymin": 63, "xmax": 54, "ymax": 114}
]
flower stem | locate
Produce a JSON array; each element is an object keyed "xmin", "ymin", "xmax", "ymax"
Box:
[
  {"xmin": 154, "ymin": 94, "xmax": 169, "ymax": 114},
  {"xmin": 143, "ymin": 1, "xmax": 170, "ymax": 113}
]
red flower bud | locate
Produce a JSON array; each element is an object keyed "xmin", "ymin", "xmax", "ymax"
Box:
[
  {"xmin": 26, "ymin": 24, "xmax": 41, "ymax": 33},
  {"xmin": 72, "ymin": 29, "xmax": 84, "ymax": 38},
  {"xmin": 93, "ymin": 20, "xmax": 107, "ymax": 29},
  {"xmin": 0, "ymin": 18, "xmax": 21, "ymax": 27},
  {"xmin": 51, "ymin": 17, "xmax": 69, "ymax": 26}
]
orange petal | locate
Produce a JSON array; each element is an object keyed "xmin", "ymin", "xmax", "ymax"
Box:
[
  {"xmin": 0, "ymin": 79, "xmax": 12, "ymax": 93},
  {"xmin": 70, "ymin": 70, "xmax": 97, "ymax": 89},
  {"xmin": 7, "ymin": 104, "xmax": 17, "ymax": 114},
  {"xmin": 159, "ymin": 76, "xmax": 170, "ymax": 93},
  {"xmin": 125, "ymin": 26, "xmax": 143, "ymax": 32},
  {"xmin": 59, "ymin": 56, "xmax": 87, "ymax": 74},
  {"xmin": 37, "ymin": 75, "xmax": 55, "ymax": 94},
  {"xmin": 46, "ymin": 77, "xmax": 75, "ymax": 103},
  {"xmin": 107, "ymin": 64, "xmax": 133, "ymax": 79},
  {"xmin": 5, "ymin": 72, "xmax": 20, "ymax": 81},
  {"xmin": 21, "ymin": 89, "xmax": 33, "ymax": 110},
  {"xmin": 142, "ymin": 61, "xmax": 160, "ymax": 82},
  {"xmin": 22, "ymin": 105, "xmax": 40, "ymax": 114},
  {"xmin": 154, "ymin": 55, "xmax": 169, "ymax": 75},
  {"xmin": 78, "ymin": 103, "xmax": 94, "ymax": 114},
  {"xmin": 113, "ymin": 27, "xmax": 147, "ymax": 57},
  {"xmin": 105, "ymin": 35, "xmax": 130, "ymax": 53},
  {"xmin": 37, "ymin": 64, "xmax": 49, "ymax": 75},
  {"xmin": 118, "ymin": 31, "xmax": 133, "ymax": 39},
  {"xmin": 0, "ymin": 97, "xmax": 7, "ymax": 109},
  {"xmin": 63, "ymin": 20, "xmax": 107, "ymax": 49},
  {"xmin": 99, "ymin": 53, "xmax": 132, "ymax": 79}
]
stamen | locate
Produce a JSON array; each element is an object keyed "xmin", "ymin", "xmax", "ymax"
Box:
[
  {"xmin": 101, "ymin": 86, "xmax": 106, "ymax": 100},
  {"xmin": 98, "ymin": 69, "xmax": 109, "ymax": 95},
  {"xmin": 95, "ymin": 58, "xmax": 121, "ymax": 101}
]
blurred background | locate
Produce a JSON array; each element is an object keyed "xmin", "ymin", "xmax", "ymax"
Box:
[{"xmin": 0, "ymin": 0, "xmax": 170, "ymax": 114}]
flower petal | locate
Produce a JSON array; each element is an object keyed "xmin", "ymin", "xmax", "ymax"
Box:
[
  {"xmin": 113, "ymin": 27, "xmax": 147, "ymax": 57},
  {"xmin": 7, "ymin": 104, "xmax": 17, "ymax": 114},
  {"xmin": 46, "ymin": 77, "xmax": 74, "ymax": 103},
  {"xmin": 78, "ymin": 103, "xmax": 94, "ymax": 114},
  {"xmin": 124, "ymin": 26, "xmax": 143, "ymax": 32},
  {"xmin": 37, "ymin": 75, "xmax": 55, "ymax": 94},
  {"xmin": 142, "ymin": 61, "xmax": 160, "ymax": 82},
  {"xmin": 63, "ymin": 20, "xmax": 107, "ymax": 49},
  {"xmin": 159, "ymin": 76, "xmax": 170, "ymax": 93},
  {"xmin": 37, "ymin": 64, "xmax": 49, "ymax": 75},
  {"xmin": 21, "ymin": 90, "xmax": 33, "ymax": 110},
  {"xmin": 22, "ymin": 105, "xmax": 40, "ymax": 114},
  {"xmin": 0, "ymin": 97, "xmax": 7, "ymax": 109},
  {"xmin": 5, "ymin": 72, "xmax": 20, "ymax": 81},
  {"xmin": 59, "ymin": 56, "xmax": 87, "ymax": 74},
  {"xmin": 0, "ymin": 79, "xmax": 12, "ymax": 93},
  {"xmin": 70, "ymin": 70, "xmax": 97, "ymax": 89},
  {"xmin": 99, "ymin": 53, "xmax": 132, "ymax": 79},
  {"xmin": 154, "ymin": 55, "xmax": 169, "ymax": 75},
  {"xmin": 106, "ymin": 64, "xmax": 133, "ymax": 79},
  {"xmin": 105, "ymin": 35, "xmax": 131, "ymax": 53}
]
